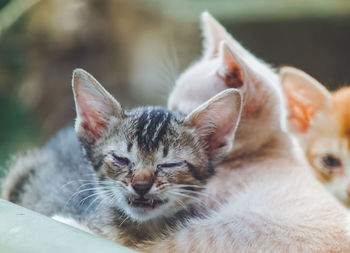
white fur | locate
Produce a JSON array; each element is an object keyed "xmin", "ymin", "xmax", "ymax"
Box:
[{"xmin": 142, "ymin": 12, "xmax": 350, "ymax": 253}]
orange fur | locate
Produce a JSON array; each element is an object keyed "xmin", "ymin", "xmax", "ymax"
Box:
[{"xmin": 333, "ymin": 87, "xmax": 350, "ymax": 149}]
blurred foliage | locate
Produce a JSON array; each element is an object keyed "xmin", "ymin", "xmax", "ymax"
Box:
[
  {"xmin": 0, "ymin": 95, "xmax": 41, "ymax": 178},
  {"xmin": 0, "ymin": 3, "xmax": 40, "ymax": 175},
  {"xmin": 0, "ymin": 0, "xmax": 10, "ymax": 9}
]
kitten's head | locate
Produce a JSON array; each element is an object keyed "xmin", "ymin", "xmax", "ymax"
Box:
[
  {"xmin": 72, "ymin": 69, "xmax": 242, "ymax": 222},
  {"xmin": 168, "ymin": 12, "xmax": 283, "ymax": 155},
  {"xmin": 280, "ymin": 66, "xmax": 350, "ymax": 206}
]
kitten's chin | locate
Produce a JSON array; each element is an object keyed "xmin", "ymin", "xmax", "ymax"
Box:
[{"xmin": 121, "ymin": 198, "xmax": 179, "ymax": 222}]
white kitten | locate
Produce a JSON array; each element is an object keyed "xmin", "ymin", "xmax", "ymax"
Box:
[{"xmin": 142, "ymin": 12, "xmax": 350, "ymax": 252}]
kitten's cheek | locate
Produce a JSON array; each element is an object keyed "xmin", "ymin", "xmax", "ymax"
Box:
[{"xmin": 103, "ymin": 164, "xmax": 127, "ymax": 180}]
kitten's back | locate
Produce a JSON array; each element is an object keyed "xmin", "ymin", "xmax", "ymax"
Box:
[{"xmin": 1, "ymin": 126, "xmax": 98, "ymax": 218}]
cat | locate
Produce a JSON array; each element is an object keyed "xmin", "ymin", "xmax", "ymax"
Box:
[
  {"xmin": 279, "ymin": 66, "xmax": 350, "ymax": 208},
  {"xmin": 140, "ymin": 12, "xmax": 350, "ymax": 252},
  {"xmin": 1, "ymin": 68, "xmax": 242, "ymax": 247}
]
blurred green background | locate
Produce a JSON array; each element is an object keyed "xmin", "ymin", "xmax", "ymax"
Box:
[{"xmin": 0, "ymin": 0, "xmax": 350, "ymax": 177}]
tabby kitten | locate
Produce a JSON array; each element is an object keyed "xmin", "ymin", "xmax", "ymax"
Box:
[{"xmin": 1, "ymin": 69, "xmax": 242, "ymax": 246}]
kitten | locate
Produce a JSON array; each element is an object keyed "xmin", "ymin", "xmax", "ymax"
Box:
[
  {"xmin": 1, "ymin": 69, "xmax": 242, "ymax": 246},
  {"xmin": 142, "ymin": 12, "xmax": 350, "ymax": 252},
  {"xmin": 280, "ymin": 66, "xmax": 350, "ymax": 207}
]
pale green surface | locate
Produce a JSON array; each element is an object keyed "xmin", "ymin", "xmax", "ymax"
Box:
[{"xmin": 0, "ymin": 199, "xmax": 137, "ymax": 253}]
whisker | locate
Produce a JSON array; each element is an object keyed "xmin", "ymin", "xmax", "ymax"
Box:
[
  {"xmin": 94, "ymin": 197, "xmax": 108, "ymax": 212},
  {"xmin": 119, "ymin": 216, "xmax": 129, "ymax": 227},
  {"xmin": 169, "ymin": 190, "xmax": 220, "ymax": 209},
  {"xmin": 172, "ymin": 189, "xmax": 210, "ymax": 195},
  {"xmin": 174, "ymin": 198, "xmax": 187, "ymax": 210},
  {"xmin": 63, "ymin": 187, "xmax": 98, "ymax": 210},
  {"xmin": 172, "ymin": 189, "xmax": 221, "ymax": 206},
  {"xmin": 63, "ymin": 184, "xmax": 115, "ymax": 210},
  {"xmin": 78, "ymin": 191, "xmax": 104, "ymax": 206},
  {"xmin": 59, "ymin": 179, "xmax": 115, "ymax": 194},
  {"xmin": 85, "ymin": 186, "xmax": 120, "ymax": 213},
  {"xmin": 59, "ymin": 181, "xmax": 95, "ymax": 192},
  {"xmin": 85, "ymin": 195, "xmax": 103, "ymax": 213},
  {"xmin": 169, "ymin": 191, "xmax": 210, "ymax": 210},
  {"xmin": 150, "ymin": 45, "xmax": 179, "ymax": 102},
  {"xmin": 171, "ymin": 184, "xmax": 207, "ymax": 190},
  {"xmin": 169, "ymin": 191, "xmax": 200, "ymax": 201}
]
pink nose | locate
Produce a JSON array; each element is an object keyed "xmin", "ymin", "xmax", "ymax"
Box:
[
  {"xmin": 131, "ymin": 170, "xmax": 154, "ymax": 196},
  {"xmin": 132, "ymin": 181, "xmax": 152, "ymax": 196}
]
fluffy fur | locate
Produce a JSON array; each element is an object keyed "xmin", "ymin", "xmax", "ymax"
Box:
[
  {"xmin": 1, "ymin": 69, "xmax": 242, "ymax": 247},
  {"xmin": 280, "ymin": 66, "xmax": 350, "ymax": 207},
  {"xmin": 140, "ymin": 12, "xmax": 350, "ymax": 252}
]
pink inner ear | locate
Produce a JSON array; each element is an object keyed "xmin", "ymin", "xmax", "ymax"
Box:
[
  {"xmin": 287, "ymin": 92, "xmax": 316, "ymax": 133},
  {"xmin": 80, "ymin": 111, "xmax": 107, "ymax": 142},
  {"xmin": 217, "ymin": 60, "xmax": 244, "ymax": 88},
  {"xmin": 207, "ymin": 120, "xmax": 233, "ymax": 156},
  {"xmin": 195, "ymin": 105, "xmax": 239, "ymax": 159},
  {"xmin": 76, "ymin": 92, "xmax": 110, "ymax": 143}
]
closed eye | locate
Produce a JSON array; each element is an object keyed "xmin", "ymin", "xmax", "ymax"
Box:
[
  {"xmin": 157, "ymin": 161, "xmax": 185, "ymax": 170},
  {"xmin": 112, "ymin": 154, "xmax": 131, "ymax": 167}
]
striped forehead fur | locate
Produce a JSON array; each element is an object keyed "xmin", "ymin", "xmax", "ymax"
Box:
[{"xmin": 127, "ymin": 106, "xmax": 183, "ymax": 153}]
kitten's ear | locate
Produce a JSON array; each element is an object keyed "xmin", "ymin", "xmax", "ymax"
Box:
[
  {"xmin": 72, "ymin": 69, "xmax": 123, "ymax": 143},
  {"xmin": 201, "ymin": 11, "xmax": 229, "ymax": 59},
  {"xmin": 279, "ymin": 66, "xmax": 332, "ymax": 134},
  {"xmin": 184, "ymin": 89, "xmax": 242, "ymax": 161},
  {"xmin": 216, "ymin": 41, "xmax": 245, "ymax": 88},
  {"xmin": 201, "ymin": 12, "xmax": 248, "ymax": 60}
]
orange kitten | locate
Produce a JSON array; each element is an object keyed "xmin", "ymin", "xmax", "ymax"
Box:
[
  {"xmin": 142, "ymin": 12, "xmax": 350, "ymax": 252},
  {"xmin": 280, "ymin": 66, "xmax": 350, "ymax": 207}
]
